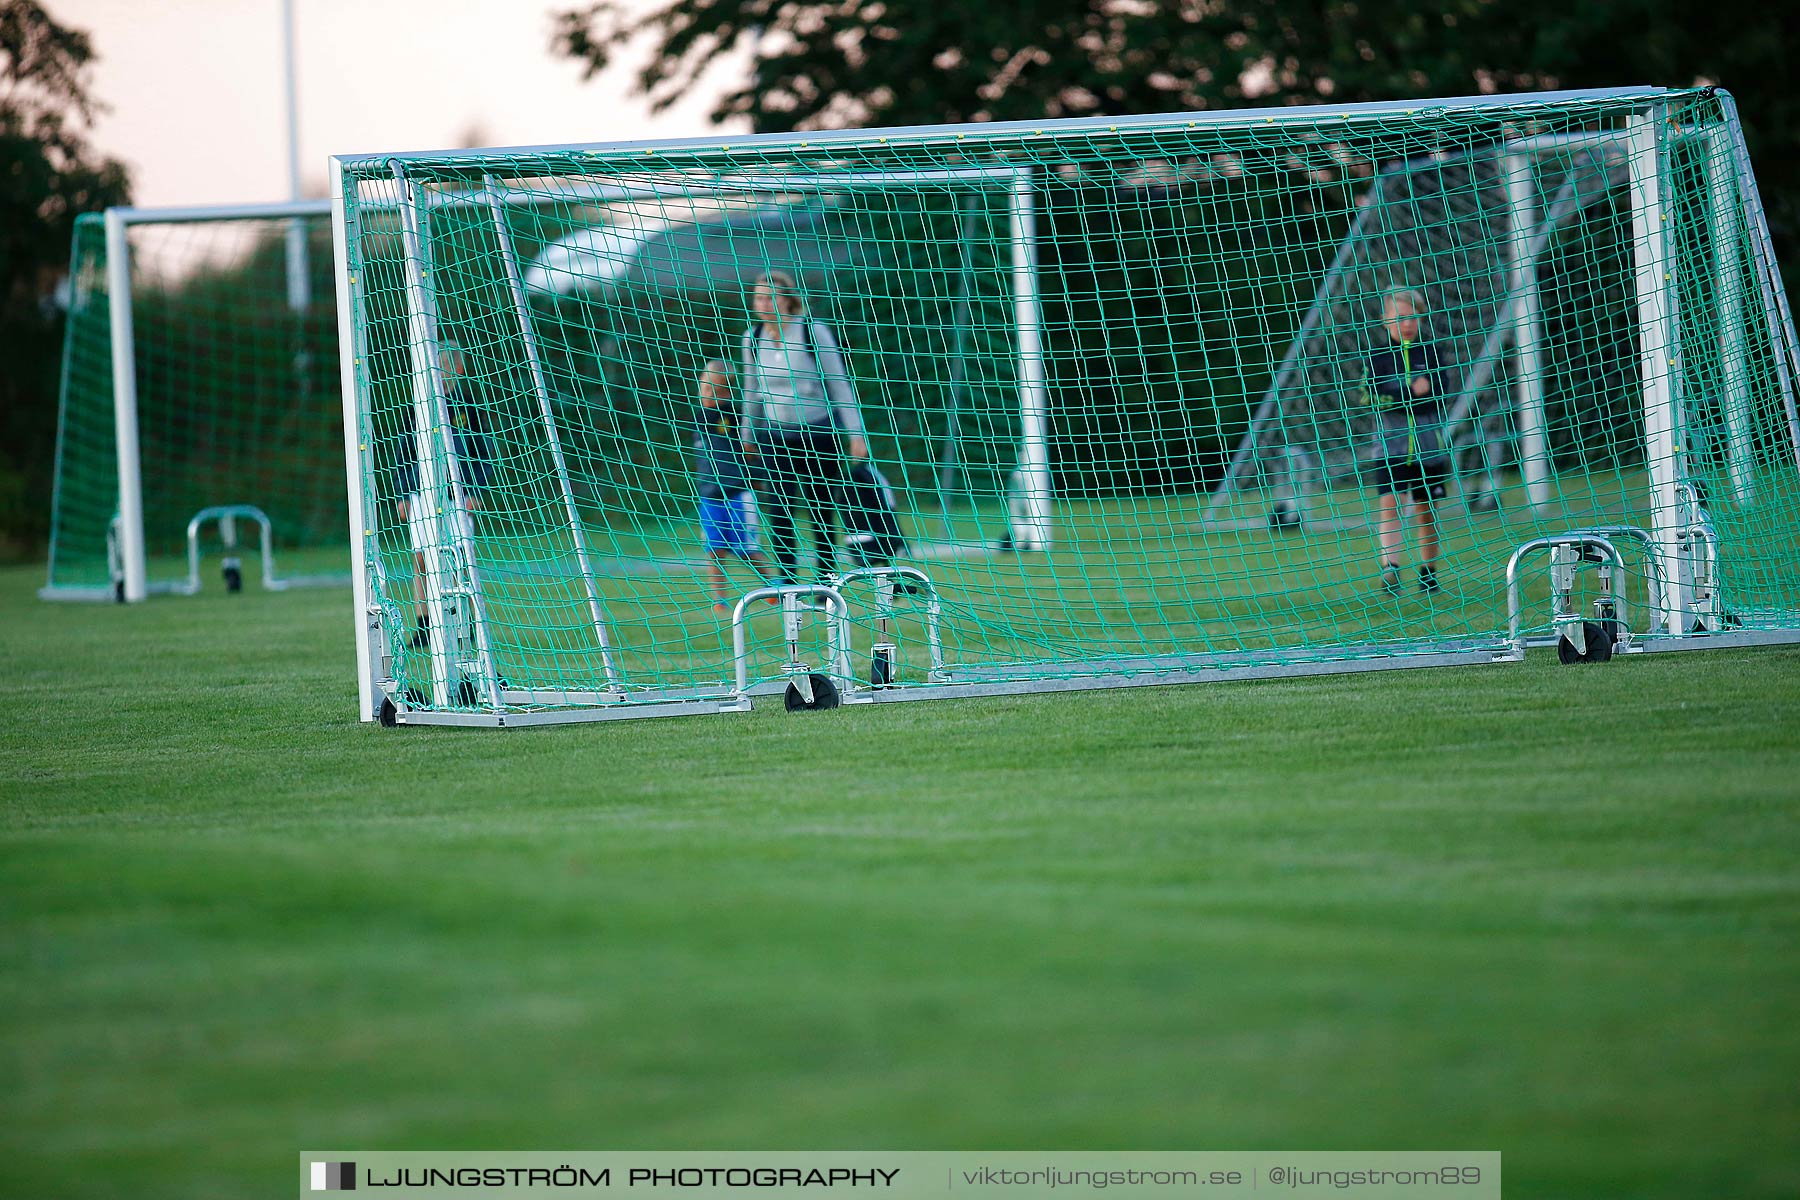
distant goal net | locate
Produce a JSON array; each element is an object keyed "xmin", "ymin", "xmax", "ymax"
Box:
[{"xmin": 44, "ymin": 203, "xmax": 346, "ymax": 602}]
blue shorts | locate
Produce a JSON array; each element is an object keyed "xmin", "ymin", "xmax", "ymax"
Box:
[{"xmin": 700, "ymin": 491, "xmax": 757, "ymax": 556}]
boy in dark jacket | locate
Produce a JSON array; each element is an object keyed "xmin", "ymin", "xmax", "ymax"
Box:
[{"xmin": 1361, "ymin": 289, "xmax": 1449, "ymax": 595}]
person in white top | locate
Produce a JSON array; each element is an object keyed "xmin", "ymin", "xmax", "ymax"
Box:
[{"xmin": 739, "ymin": 270, "xmax": 868, "ymax": 582}]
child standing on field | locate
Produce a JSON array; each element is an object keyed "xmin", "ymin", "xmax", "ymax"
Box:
[
  {"xmin": 394, "ymin": 340, "xmax": 494, "ymax": 647},
  {"xmin": 1361, "ymin": 288, "xmax": 1449, "ymax": 596},
  {"xmin": 693, "ymin": 359, "xmax": 775, "ymax": 612}
]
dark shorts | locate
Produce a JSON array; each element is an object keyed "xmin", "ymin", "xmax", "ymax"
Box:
[
  {"xmin": 1373, "ymin": 456, "xmax": 1451, "ymax": 503},
  {"xmin": 394, "ymin": 432, "xmax": 494, "ymax": 497}
]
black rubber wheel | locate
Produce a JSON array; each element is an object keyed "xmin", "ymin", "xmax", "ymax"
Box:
[
  {"xmin": 453, "ymin": 679, "xmax": 480, "ymax": 708},
  {"xmin": 223, "ymin": 565, "xmax": 243, "ymax": 593},
  {"xmin": 114, "ymin": 580, "xmax": 125, "ymax": 604},
  {"xmin": 870, "ymin": 647, "xmax": 892, "ymax": 686},
  {"xmin": 1584, "ymin": 620, "xmax": 1614, "ymax": 663},
  {"xmin": 784, "ymin": 673, "xmax": 841, "ymax": 711},
  {"xmin": 1592, "ymin": 599, "xmax": 1620, "ymax": 650},
  {"xmin": 378, "ymin": 696, "xmax": 399, "ymax": 727},
  {"xmin": 1557, "ymin": 634, "xmax": 1583, "ymax": 665}
]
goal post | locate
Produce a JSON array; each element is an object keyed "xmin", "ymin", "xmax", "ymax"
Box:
[
  {"xmin": 43, "ymin": 200, "xmax": 347, "ymax": 603},
  {"xmin": 333, "ymin": 85, "xmax": 1800, "ymax": 727},
  {"xmin": 104, "ymin": 210, "xmax": 146, "ymax": 604}
]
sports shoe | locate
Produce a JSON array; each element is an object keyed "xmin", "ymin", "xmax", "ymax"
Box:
[
  {"xmin": 1380, "ymin": 562, "xmax": 1401, "ymax": 596},
  {"xmin": 1419, "ymin": 563, "xmax": 1440, "ymax": 594}
]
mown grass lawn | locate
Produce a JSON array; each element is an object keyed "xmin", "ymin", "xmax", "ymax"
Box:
[{"xmin": 3, "ymin": 564, "xmax": 1797, "ymax": 1199}]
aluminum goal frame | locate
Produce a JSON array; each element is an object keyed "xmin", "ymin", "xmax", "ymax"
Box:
[
  {"xmin": 332, "ymin": 157, "xmax": 1047, "ymax": 724},
  {"xmin": 331, "ymin": 86, "xmax": 1800, "ymax": 727}
]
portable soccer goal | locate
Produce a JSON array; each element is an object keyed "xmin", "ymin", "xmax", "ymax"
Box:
[
  {"xmin": 332, "ymin": 85, "xmax": 1800, "ymax": 727},
  {"xmin": 43, "ymin": 201, "xmax": 348, "ymax": 602}
]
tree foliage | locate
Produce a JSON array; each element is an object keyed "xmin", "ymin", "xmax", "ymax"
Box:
[
  {"xmin": 554, "ymin": 0, "xmax": 1798, "ymax": 285},
  {"xmin": 0, "ymin": 0, "xmax": 129, "ymax": 554}
]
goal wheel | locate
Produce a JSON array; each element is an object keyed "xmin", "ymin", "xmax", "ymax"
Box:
[
  {"xmin": 453, "ymin": 679, "xmax": 481, "ymax": 708},
  {"xmin": 1592, "ymin": 600, "xmax": 1621, "ymax": 652},
  {"xmin": 378, "ymin": 696, "xmax": 399, "ymax": 727},
  {"xmin": 870, "ymin": 645, "xmax": 893, "ymax": 686},
  {"xmin": 114, "ymin": 580, "xmax": 125, "ymax": 604},
  {"xmin": 1557, "ymin": 621, "xmax": 1615, "ymax": 665},
  {"xmin": 1584, "ymin": 621, "xmax": 1614, "ymax": 663},
  {"xmin": 223, "ymin": 565, "xmax": 243, "ymax": 593},
  {"xmin": 784, "ymin": 673, "xmax": 840, "ymax": 711}
]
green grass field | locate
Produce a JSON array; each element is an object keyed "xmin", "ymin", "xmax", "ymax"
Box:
[{"xmin": 3, "ymin": 561, "xmax": 1799, "ymax": 1199}]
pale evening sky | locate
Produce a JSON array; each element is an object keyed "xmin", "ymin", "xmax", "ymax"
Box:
[{"xmin": 49, "ymin": 0, "xmax": 749, "ymax": 208}]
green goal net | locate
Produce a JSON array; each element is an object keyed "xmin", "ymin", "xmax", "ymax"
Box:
[
  {"xmin": 44, "ymin": 204, "xmax": 344, "ymax": 601},
  {"xmin": 332, "ymin": 86, "xmax": 1800, "ymax": 726}
]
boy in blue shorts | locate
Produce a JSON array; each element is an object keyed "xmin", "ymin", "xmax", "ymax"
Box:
[{"xmin": 694, "ymin": 360, "xmax": 775, "ymax": 612}]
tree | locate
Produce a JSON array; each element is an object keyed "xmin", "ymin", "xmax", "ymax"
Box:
[
  {"xmin": 0, "ymin": 0, "xmax": 129, "ymax": 556},
  {"xmin": 554, "ymin": 0, "xmax": 1798, "ymax": 292}
]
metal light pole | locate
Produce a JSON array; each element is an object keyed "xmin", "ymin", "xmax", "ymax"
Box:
[{"xmin": 282, "ymin": 0, "xmax": 310, "ymax": 312}]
